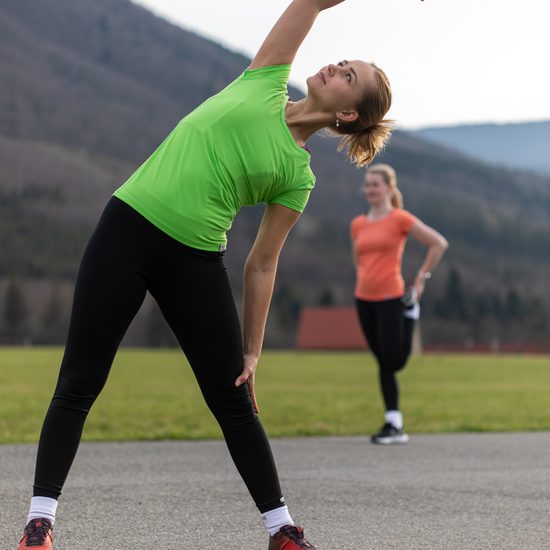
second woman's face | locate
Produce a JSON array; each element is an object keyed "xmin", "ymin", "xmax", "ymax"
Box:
[{"xmin": 364, "ymin": 173, "xmax": 391, "ymax": 206}]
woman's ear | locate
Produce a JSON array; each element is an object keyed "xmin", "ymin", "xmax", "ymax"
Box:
[{"xmin": 336, "ymin": 110, "xmax": 359, "ymax": 123}]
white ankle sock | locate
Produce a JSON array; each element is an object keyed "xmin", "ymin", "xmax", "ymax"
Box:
[
  {"xmin": 261, "ymin": 505, "xmax": 294, "ymax": 536},
  {"xmin": 404, "ymin": 303, "xmax": 420, "ymax": 320},
  {"xmin": 27, "ymin": 496, "xmax": 58, "ymax": 525},
  {"xmin": 385, "ymin": 410, "xmax": 403, "ymax": 430}
]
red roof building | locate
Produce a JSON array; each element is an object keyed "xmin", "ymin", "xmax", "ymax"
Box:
[
  {"xmin": 297, "ymin": 307, "xmax": 550, "ymax": 354},
  {"xmin": 296, "ymin": 306, "xmax": 367, "ymax": 350}
]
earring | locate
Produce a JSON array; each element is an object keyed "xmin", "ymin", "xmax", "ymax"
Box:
[{"xmin": 336, "ymin": 119, "xmax": 340, "ymax": 128}]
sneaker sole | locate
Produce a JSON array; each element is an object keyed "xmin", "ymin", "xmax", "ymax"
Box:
[{"xmin": 371, "ymin": 434, "xmax": 409, "ymax": 445}]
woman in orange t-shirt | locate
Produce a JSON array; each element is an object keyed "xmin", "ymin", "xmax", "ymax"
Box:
[{"xmin": 351, "ymin": 163, "xmax": 448, "ymax": 444}]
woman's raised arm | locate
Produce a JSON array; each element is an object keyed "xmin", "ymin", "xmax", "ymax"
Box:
[{"xmin": 249, "ymin": 0, "xmax": 347, "ymax": 70}]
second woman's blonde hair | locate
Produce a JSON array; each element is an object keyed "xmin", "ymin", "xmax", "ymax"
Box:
[{"xmin": 366, "ymin": 163, "xmax": 403, "ymax": 208}]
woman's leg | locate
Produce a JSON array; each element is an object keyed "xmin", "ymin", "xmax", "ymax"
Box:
[
  {"xmin": 356, "ymin": 299, "xmax": 398, "ymax": 411},
  {"xmin": 368, "ymin": 298, "xmax": 416, "ymax": 443},
  {"xmin": 357, "ymin": 298, "xmax": 415, "ymax": 443},
  {"xmin": 150, "ymin": 245, "xmax": 283, "ymax": 514},
  {"xmin": 377, "ymin": 299, "xmax": 416, "ymax": 374},
  {"xmin": 355, "ymin": 298, "xmax": 381, "ymax": 359},
  {"xmin": 399, "ymin": 314, "xmax": 416, "ymax": 373},
  {"xmin": 370, "ymin": 298, "xmax": 411, "ymax": 411},
  {"xmin": 33, "ymin": 199, "xmax": 150, "ymax": 499}
]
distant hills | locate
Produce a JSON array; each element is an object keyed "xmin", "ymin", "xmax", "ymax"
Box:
[
  {"xmin": 0, "ymin": 0, "xmax": 549, "ymax": 347},
  {"xmin": 411, "ymin": 121, "xmax": 550, "ymax": 175}
]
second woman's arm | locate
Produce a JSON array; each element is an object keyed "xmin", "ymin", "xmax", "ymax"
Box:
[
  {"xmin": 249, "ymin": 0, "xmax": 347, "ymax": 70},
  {"xmin": 409, "ymin": 220, "xmax": 449, "ymax": 298}
]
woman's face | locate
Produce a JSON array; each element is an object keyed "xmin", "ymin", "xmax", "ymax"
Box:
[
  {"xmin": 363, "ymin": 172, "xmax": 391, "ymax": 206},
  {"xmin": 307, "ymin": 59, "xmax": 374, "ymax": 118}
]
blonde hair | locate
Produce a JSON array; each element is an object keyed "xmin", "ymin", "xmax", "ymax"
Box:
[
  {"xmin": 334, "ymin": 63, "xmax": 393, "ymax": 167},
  {"xmin": 367, "ymin": 163, "xmax": 403, "ymax": 208}
]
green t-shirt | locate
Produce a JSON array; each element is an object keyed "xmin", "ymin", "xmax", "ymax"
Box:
[{"xmin": 114, "ymin": 64, "xmax": 316, "ymax": 252}]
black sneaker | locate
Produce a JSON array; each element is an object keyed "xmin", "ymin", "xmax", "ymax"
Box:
[
  {"xmin": 371, "ymin": 422, "xmax": 409, "ymax": 444},
  {"xmin": 401, "ymin": 287, "xmax": 417, "ymax": 308}
]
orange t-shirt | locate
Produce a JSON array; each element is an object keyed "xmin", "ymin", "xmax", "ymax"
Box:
[{"xmin": 350, "ymin": 209, "xmax": 418, "ymax": 301}]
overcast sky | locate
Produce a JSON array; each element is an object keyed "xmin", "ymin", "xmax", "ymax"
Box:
[{"xmin": 133, "ymin": 0, "xmax": 550, "ymax": 129}]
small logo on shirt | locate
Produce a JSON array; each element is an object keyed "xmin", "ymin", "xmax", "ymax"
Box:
[{"xmin": 219, "ymin": 242, "xmax": 227, "ymax": 252}]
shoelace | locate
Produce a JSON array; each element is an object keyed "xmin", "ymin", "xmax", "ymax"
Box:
[
  {"xmin": 279, "ymin": 525, "xmax": 316, "ymax": 549},
  {"xmin": 24, "ymin": 519, "xmax": 52, "ymax": 546}
]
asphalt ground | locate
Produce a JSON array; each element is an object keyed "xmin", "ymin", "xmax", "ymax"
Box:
[{"xmin": 2, "ymin": 433, "xmax": 549, "ymax": 549}]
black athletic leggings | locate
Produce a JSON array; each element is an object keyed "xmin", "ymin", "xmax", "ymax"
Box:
[
  {"xmin": 355, "ymin": 298, "xmax": 415, "ymax": 411},
  {"xmin": 34, "ymin": 197, "xmax": 283, "ymax": 513}
]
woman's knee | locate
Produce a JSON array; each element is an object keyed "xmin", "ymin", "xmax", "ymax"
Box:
[
  {"xmin": 53, "ymin": 361, "xmax": 111, "ymax": 411},
  {"xmin": 392, "ymin": 360, "xmax": 408, "ymax": 373},
  {"xmin": 378, "ymin": 350, "xmax": 403, "ymax": 373},
  {"xmin": 204, "ymin": 384, "xmax": 257, "ymax": 427},
  {"xmin": 380, "ymin": 351, "xmax": 407, "ymax": 373}
]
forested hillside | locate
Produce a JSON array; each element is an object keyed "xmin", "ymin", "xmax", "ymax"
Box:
[{"xmin": 1, "ymin": 0, "xmax": 549, "ymax": 348}]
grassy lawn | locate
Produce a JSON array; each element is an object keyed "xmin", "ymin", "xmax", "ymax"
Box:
[{"xmin": 0, "ymin": 348, "xmax": 549, "ymax": 444}]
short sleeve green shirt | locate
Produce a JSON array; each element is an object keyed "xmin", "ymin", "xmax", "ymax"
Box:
[{"xmin": 114, "ymin": 64, "xmax": 316, "ymax": 252}]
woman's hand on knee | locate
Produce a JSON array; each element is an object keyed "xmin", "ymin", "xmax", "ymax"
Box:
[{"xmin": 235, "ymin": 354, "xmax": 260, "ymax": 414}]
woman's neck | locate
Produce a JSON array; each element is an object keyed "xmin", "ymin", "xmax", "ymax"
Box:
[
  {"xmin": 368, "ymin": 202, "xmax": 393, "ymax": 219},
  {"xmin": 285, "ymin": 99, "xmax": 332, "ymax": 146}
]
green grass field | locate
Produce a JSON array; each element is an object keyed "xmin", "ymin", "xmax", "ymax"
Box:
[{"xmin": 0, "ymin": 348, "xmax": 549, "ymax": 444}]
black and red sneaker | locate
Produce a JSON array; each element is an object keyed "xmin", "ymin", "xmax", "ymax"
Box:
[
  {"xmin": 268, "ymin": 525, "xmax": 316, "ymax": 549},
  {"xmin": 17, "ymin": 518, "xmax": 53, "ymax": 549}
]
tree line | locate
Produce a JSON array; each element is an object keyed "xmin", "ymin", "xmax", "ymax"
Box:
[{"xmin": 2, "ymin": 269, "xmax": 547, "ymax": 348}]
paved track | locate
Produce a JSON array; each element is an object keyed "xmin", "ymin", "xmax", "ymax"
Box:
[{"xmin": 2, "ymin": 433, "xmax": 549, "ymax": 549}]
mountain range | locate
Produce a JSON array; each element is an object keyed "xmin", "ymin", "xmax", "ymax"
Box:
[{"xmin": 412, "ymin": 121, "xmax": 550, "ymax": 176}]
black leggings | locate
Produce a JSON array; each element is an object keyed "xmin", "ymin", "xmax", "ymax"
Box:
[
  {"xmin": 33, "ymin": 197, "xmax": 283, "ymax": 513},
  {"xmin": 355, "ymin": 298, "xmax": 415, "ymax": 411}
]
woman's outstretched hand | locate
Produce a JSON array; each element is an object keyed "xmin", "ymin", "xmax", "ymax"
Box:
[
  {"xmin": 235, "ymin": 354, "xmax": 260, "ymax": 414},
  {"xmin": 316, "ymin": 0, "xmax": 347, "ymax": 9}
]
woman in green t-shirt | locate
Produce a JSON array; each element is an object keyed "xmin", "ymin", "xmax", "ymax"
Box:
[{"xmin": 17, "ymin": 2, "xmax": 393, "ymax": 549}]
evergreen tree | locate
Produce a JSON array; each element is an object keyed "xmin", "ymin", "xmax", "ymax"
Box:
[
  {"xmin": 318, "ymin": 287, "xmax": 335, "ymax": 307},
  {"xmin": 505, "ymin": 289, "xmax": 522, "ymax": 318},
  {"xmin": 274, "ymin": 283, "xmax": 302, "ymax": 328},
  {"xmin": 436, "ymin": 268, "xmax": 468, "ymax": 320},
  {"xmin": 4, "ymin": 278, "xmax": 28, "ymax": 343},
  {"xmin": 41, "ymin": 281, "xmax": 68, "ymax": 344}
]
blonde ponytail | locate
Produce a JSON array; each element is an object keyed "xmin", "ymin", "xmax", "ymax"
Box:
[
  {"xmin": 338, "ymin": 120, "xmax": 393, "ymax": 167},
  {"xmin": 390, "ymin": 187, "xmax": 403, "ymax": 209},
  {"xmin": 367, "ymin": 163, "xmax": 403, "ymax": 209}
]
